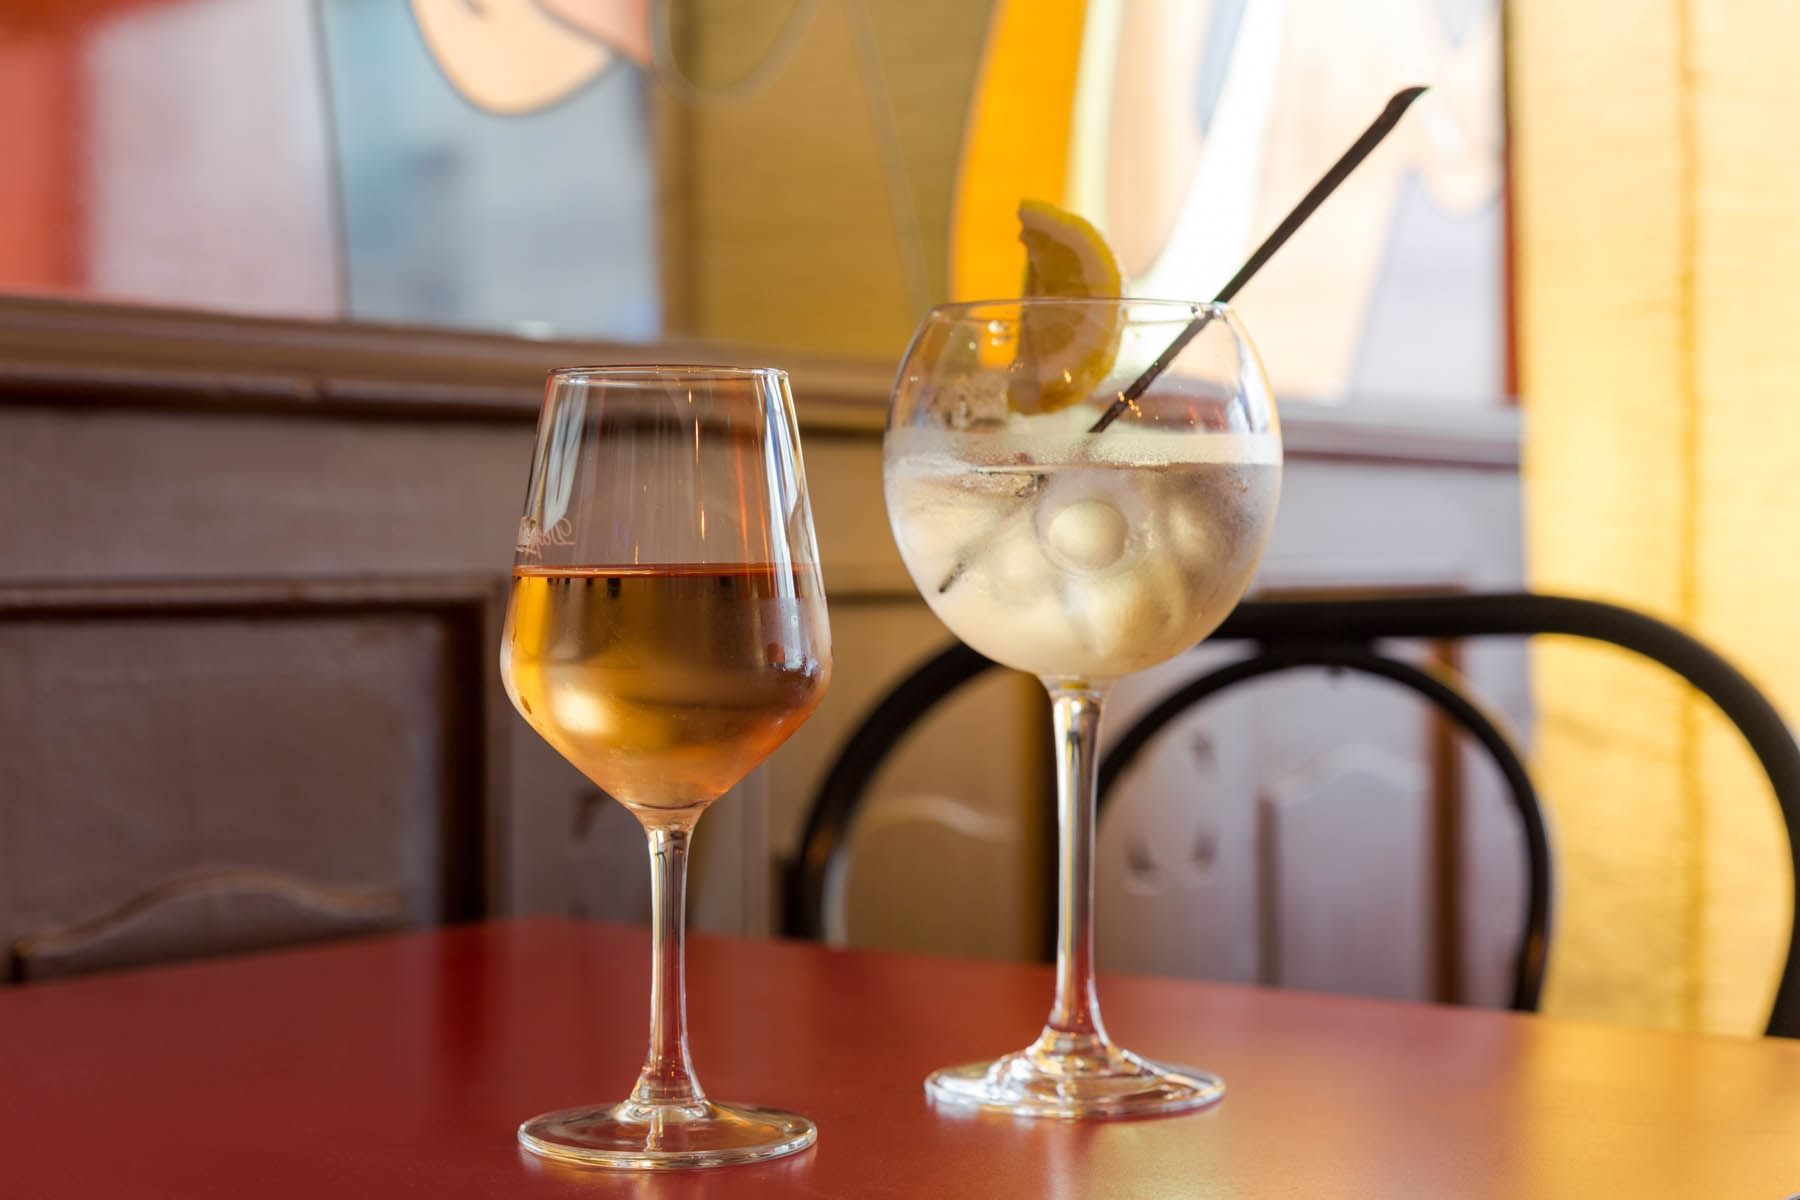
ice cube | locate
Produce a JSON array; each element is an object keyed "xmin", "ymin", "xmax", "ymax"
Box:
[
  {"xmin": 1045, "ymin": 498, "xmax": 1129, "ymax": 572},
  {"xmin": 1163, "ymin": 489, "xmax": 1222, "ymax": 569},
  {"xmin": 1034, "ymin": 469, "xmax": 1145, "ymax": 576},
  {"xmin": 887, "ymin": 468, "xmax": 1009, "ymax": 581},
  {"xmin": 986, "ymin": 508, "xmax": 1056, "ymax": 594},
  {"xmin": 1063, "ymin": 551, "xmax": 1185, "ymax": 664},
  {"xmin": 932, "ymin": 574, "xmax": 1074, "ymax": 673}
]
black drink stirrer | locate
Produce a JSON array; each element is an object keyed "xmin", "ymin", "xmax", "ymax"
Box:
[
  {"xmin": 1087, "ymin": 85, "xmax": 1428, "ymax": 434},
  {"xmin": 936, "ymin": 85, "xmax": 1429, "ymax": 593}
]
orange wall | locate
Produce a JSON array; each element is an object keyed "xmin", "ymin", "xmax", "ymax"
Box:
[{"xmin": 0, "ymin": 31, "xmax": 83, "ymax": 292}]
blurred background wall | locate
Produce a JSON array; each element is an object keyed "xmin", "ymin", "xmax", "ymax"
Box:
[{"xmin": 0, "ymin": 0, "xmax": 1789, "ymax": 1036}]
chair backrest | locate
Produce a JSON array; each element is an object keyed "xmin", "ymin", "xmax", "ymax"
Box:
[{"xmin": 787, "ymin": 592, "xmax": 1800, "ymax": 1038}]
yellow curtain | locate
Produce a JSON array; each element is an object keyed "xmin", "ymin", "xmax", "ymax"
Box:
[{"xmin": 1513, "ymin": 0, "xmax": 1795, "ymax": 1033}]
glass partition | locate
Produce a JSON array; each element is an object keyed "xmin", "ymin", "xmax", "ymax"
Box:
[{"xmin": 0, "ymin": 0, "xmax": 1505, "ymax": 403}]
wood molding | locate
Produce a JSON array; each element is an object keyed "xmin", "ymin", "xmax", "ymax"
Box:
[
  {"xmin": 0, "ymin": 295, "xmax": 894, "ymax": 431},
  {"xmin": 1279, "ymin": 402, "xmax": 1521, "ymax": 469},
  {"xmin": 9, "ymin": 869, "xmax": 405, "ymax": 984},
  {"xmin": 0, "ymin": 574, "xmax": 504, "ymax": 616},
  {"xmin": 0, "ymin": 296, "xmax": 1520, "ymax": 463}
]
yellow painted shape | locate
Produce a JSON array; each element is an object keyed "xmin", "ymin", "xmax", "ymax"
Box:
[
  {"xmin": 949, "ymin": 0, "xmax": 1088, "ymax": 301},
  {"xmin": 655, "ymin": 1, "xmax": 992, "ymax": 358}
]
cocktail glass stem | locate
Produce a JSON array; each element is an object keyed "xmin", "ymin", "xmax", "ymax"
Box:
[
  {"xmin": 630, "ymin": 819, "xmax": 705, "ymax": 1111},
  {"xmin": 922, "ymin": 676, "xmax": 1221, "ymax": 1116},
  {"xmin": 1030, "ymin": 683, "xmax": 1113, "ymax": 1066}
]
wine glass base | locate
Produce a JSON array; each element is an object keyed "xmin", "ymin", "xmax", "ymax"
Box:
[
  {"xmin": 925, "ymin": 1045, "xmax": 1224, "ymax": 1120},
  {"xmin": 518, "ymin": 1099, "xmax": 816, "ymax": 1170}
]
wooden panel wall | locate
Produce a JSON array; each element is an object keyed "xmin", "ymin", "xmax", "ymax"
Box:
[
  {"xmin": 0, "ymin": 297, "xmax": 993, "ymax": 980},
  {"xmin": 0, "ymin": 579, "xmax": 496, "ymax": 977},
  {"xmin": 0, "ymin": 297, "xmax": 1525, "ymax": 1001},
  {"xmin": 1095, "ymin": 454, "xmax": 1530, "ymax": 1007}
]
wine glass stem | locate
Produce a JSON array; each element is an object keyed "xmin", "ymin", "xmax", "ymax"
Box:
[
  {"xmin": 1039, "ymin": 683, "xmax": 1112, "ymax": 1055},
  {"xmin": 631, "ymin": 820, "xmax": 705, "ymax": 1108}
]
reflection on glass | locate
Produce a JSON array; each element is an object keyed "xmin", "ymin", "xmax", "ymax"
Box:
[{"xmin": 0, "ymin": 0, "xmax": 1503, "ymax": 402}]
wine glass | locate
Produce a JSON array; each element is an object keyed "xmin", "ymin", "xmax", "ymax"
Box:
[
  {"xmin": 884, "ymin": 299, "xmax": 1280, "ymax": 1118},
  {"xmin": 503, "ymin": 365, "xmax": 831, "ymax": 1167}
]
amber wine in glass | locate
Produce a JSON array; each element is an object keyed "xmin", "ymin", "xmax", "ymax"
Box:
[
  {"xmin": 503, "ymin": 367, "xmax": 830, "ymax": 1169},
  {"xmin": 507, "ymin": 565, "xmax": 827, "ymax": 808}
]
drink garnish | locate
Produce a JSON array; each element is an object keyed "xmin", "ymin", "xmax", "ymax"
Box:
[
  {"xmin": 935, "ymin": 85, "xmax": 1429, "ymax": 593},
  {"xmin": 1008, "ymin": 199, "xmax": 1127, "ymax": 414}
]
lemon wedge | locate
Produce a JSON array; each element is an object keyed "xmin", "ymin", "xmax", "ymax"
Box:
[{"xmin": 1008, "ymin": 198, "xmax": 1127, "ymax": 413}]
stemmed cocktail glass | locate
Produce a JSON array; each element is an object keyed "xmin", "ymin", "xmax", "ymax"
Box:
[{"xmin": 884, "ymin": 299, "xmax": 1280, "ymax": 1117}]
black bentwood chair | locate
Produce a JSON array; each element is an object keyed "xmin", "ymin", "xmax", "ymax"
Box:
[{"xmin": 787, "ymin": 593, "xmax": 1800, "ymax": 1038}]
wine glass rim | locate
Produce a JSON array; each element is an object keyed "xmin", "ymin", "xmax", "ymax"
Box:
[
  {"xmin": 923, "ymin": 297, "xmax": 1230, "ymax": 322},
  {"xmin": 546, "ymin": 364, "xmax": 789, "ymax": 383}
]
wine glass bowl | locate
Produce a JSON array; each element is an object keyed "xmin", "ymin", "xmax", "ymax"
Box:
[
  {"xmin": 884, "ymin": 299, "xmax": 1280, "ymax": 1118},
  {"xmin": 503, "ymin": 366, "xmax": 829, "ymax": 1167}
]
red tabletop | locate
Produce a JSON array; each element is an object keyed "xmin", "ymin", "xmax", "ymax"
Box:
[{"xmin": 2, "ymin": 918, "xmax": 1797, "ymax": 1197}]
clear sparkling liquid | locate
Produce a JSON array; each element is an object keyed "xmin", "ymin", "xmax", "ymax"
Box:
[{"xmin": 886, "ymin": 451, "xmax": 1279, "ymax": 682}]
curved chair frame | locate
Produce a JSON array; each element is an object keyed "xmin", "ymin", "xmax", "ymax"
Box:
[
  {"xmin": 787, "ymin": 593, "xmax": 1800, "ymax": 1038},
  {"xmin": 1094, "ymin": 643, "xmax": 1550, "ymax": 1012}
]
